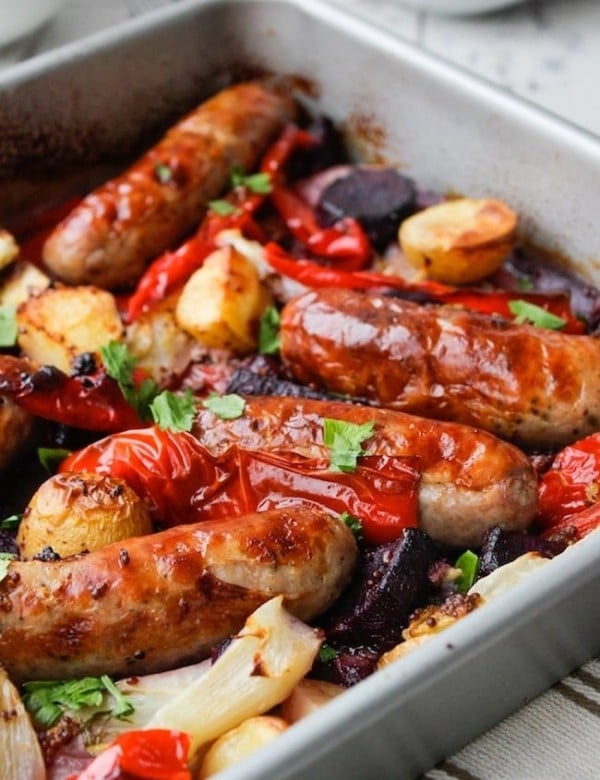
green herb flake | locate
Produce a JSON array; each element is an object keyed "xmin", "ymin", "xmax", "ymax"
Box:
[
  {"xmin": 230, "ymin": 165, "xmax": 272, "ymax": 194},
  {"xmin": 455, "ymin": 550, "xmax": 479, "ymax": 593},
  {"xmin": 0, "ymin": 553, "xmax": 16, "ymax": 584},
  {"xmin": 150, "ymin": 389, "xmax": 196, "ymax": 432},
  {"xmin": 208, "ymin": 199, "xmax": 239, "ymax": 216},
  {"xmin": 100, "ymin": 341, "xmax": 159, "ymax": 421},
  {"xmin": 258, "ymin": 306, "xmax": 281, "ymax": 355},
  {"xmin": 0, "ymin": 514, "xmax": 21, "ymax": 532},
  {"xmin": 318, "ymin": 644, "xmax": 339, "ymax": 663},
  {"xmin": 154, "ymin": 162, "xmax": 173, "ymax": 184},
  {"xmin": 339, "ymin": 511, "xmax": 363, "ymax": 540},
  {"xmin": 22, "ymin": 676, "xmax": 135, "ymax": 729},
  {"xmin": 38, "ymin": 447, "xmax": 72, "ymax": 475},
  {"xmin": 517, "ymin": 276, "xmax": 535, "ymax": 291},
  {"xmin": 202, "ymin": 393, "xmax": 246, "ymax": 420},
  {"xmin": 508, "ymin": 300, "xmax": 566, "ymax": 330},
  {"xmin": 323, "ymin": 418, "xmax": 375, "ymax": 473},
  {"xmin": 0, "ymin": 304, "xmax": 17, "ymax": 347}
]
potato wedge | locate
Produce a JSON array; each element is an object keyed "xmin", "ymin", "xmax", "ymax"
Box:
[
  {"xmin": 0, "ymin": 667, "xmax": 45, "ymax": 780},
  {"xmin": 399, "ymin": 197, "xmax": 517, "ymax": 285},
  {"xmin": 199, "ymin": 716, "xmax": 288, "ymax": 778},
  {"xmin": 17, "ymin": 284, "xmax": 123, "ymax": 374},
  {"xmin": 175, "ymin": 245, "xmax": 271, "ymax": 354}
]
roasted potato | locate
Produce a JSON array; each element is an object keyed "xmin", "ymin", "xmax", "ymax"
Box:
[
  {"xmin": 399, "ymin": 197, "xmax": 517, "ymax": 285},
  {"xmin": 0, "ymin": 229, "xmax": 19, "ymax": 271},
  {"xmin": 17, "ymin": 284, "xmax": 123, "ymax": 374},
  {"xmin": 199, "ymin": 716, "xmax": 288, "ymax": 778},
  {"xmin": 17, "ymin": 471, "xmax": 152, "ymax": 558},
  {"xmin": 0, "ymin": 260, "xmax": 50, "ymax": 308},
  {"xmin": 280, "ymin": 678, "xmax": 345, "ymax": 723},
  {"xmin": 175, "ymin": 245, "xmax": 272, "ymax": 354}
]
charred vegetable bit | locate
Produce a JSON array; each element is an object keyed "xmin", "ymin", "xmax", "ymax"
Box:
[{"xmin": 478, "ymin": 526, "xmax": 566, "ymax": 579}]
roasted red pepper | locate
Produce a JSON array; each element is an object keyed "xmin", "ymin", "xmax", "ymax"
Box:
[
  {"xmin": 0, "ymin": 355, "xmax": 144, "ymax": 432},
  {"xmin": 537, "ymin": 432, "xmax": 600, "ymax": 530},
  {"xmin": 72, "ymin": 729, "xmax": 191, "ymax": 780},
  {"xmin": 61, "ymin": 426, "xmax": 420, "ymax": 543},
  {"xmin": 541, "ymin": 501, "xmax": 600, "ymax": 544},
  {"xmin": 264, "ymin": 242, "xmax": 585, "ymax": 332}
]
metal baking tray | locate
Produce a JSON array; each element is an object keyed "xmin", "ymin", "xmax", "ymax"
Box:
[{"xmin": 1, "ymin": 1, "xmax": 600, "ymax": 777}]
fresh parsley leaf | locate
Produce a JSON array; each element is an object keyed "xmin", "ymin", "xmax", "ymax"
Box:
[
  {"xmin": 258, "ymin": 306, "xmax": 281, "ymax": 355},
  {"xmin": 517, "ymin": 276, "xmax": 535, "ymax": 291},
  {"xmin": 100, "ymin": 341, "xmax": 159, "ymax": 421},
  {"xmin": 0, "ymin": 304, "xmax": 17, "ymax": 347},
  {"xmin": 455, "ymin": 550, "xmax": 479, "ymax": 593},
  {"xmin": 203, "ymin": 393, "xmax": 246, "ymax": 420},
  {"xmin": 22, "ymin": 676, "xmax": 135, "ymax": 729},
  {"xmin": 100, "ymin": 675, "xmax": 134, "ymax": 720},
  {"xmin": 339, "ymin": 511, "xmax": 363, "ymax": 540},
  {"xmin": 38, "ymin": 447, "xmax": 72, "ymax": 475},
  {"xmin": 508, "ymin": 300, "xmax": 566, "ymax": 330},
  {"xmin": 230, "ymin": 165, "xmax": 272, "ymax": 194},
  {"xmin": 0, "ymin": 552, "xmax": 15, "ymax": 584},
  {"xmin": 208, "ymin": 199, "xmax": 239, "ymax": 216},
  {"xmin": 0, "ymin": 514, "xmax": 21, "ymax": 532},
  {"xmin": 318, "ymin": 644, "xmax": 339, "ymax": 663},
  {"xmin": 150, "ymin": 389, "xmax": 196, "ymax": 432},
  {"xmin": 323, "ymin": 418, "xmax": 375, "ymax": 473},
  {"xmin": 154, "ymin": 162, "xmax": 173, "ymax": 184}
]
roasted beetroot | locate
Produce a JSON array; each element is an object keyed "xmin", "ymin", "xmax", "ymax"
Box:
[{"xmin": 478, "ymin": 525, "xmax": 566, "ymax": 579}]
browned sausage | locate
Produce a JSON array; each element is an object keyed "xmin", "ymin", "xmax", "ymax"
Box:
[
  {"xmin": 193, "ymin": 395, "xmax": 538, "ymax": 547},
  {"xmin": 0, "ymin": 507, "xmax": 356, "ymax": 683},
  {"xmin": 279, "ymin": 288, "xmax": 600, "ymax": 449},
  {"xmin": 42, "ymin": 80, "xmax": 296, "ymax": 290}
]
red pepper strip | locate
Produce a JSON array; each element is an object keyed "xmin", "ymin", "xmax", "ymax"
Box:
[
  {"xmin": 537, "ymin": 432, "xmax": 600, "ymax": 530},
  {"xmin": 72, "ymin": 729, "xmax": 191, "ymax": 780},
  {"xmin": 541, "ymin": 502, "xmax": 600, "ymax": 544},
  {"xmin": 269, "ymin": 186, "xmax": 372, "ymax": 270},
  {"xmin": 264, "ymin": 242, "xmax": 585, "ymax": 331},
  {"xmin": 126, "ymin": 124, "xmax": 316, "ymax": 322},
  {"xmin": 0, "ymin": 356, "xmax": 145, "ymax": 432},
  {"xmin": 61, "ymin": 426, "xmax": 420, "ymax": 544}
]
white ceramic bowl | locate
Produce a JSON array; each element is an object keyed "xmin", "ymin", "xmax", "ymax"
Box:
[
  {"xmin": 399, "ymin": 0, "xmax": 525, "ymax": 15},
  {"xmin": 0, "ymin": 0, "xmax": 67, "ymax": 48}
]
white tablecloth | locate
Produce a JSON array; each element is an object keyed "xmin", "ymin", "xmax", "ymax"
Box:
[{"xmin": 1, "ymin": 1, "xmax": 599, "ymax": 778}]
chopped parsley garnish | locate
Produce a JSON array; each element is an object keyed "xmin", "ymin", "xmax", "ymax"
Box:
[
  {"xmin": 0, "ymin": 514, "xmax": 21, "ymax": 532},
  {"xmin": 150, "ymin": 388, "xmax": 196, "ymax": 432},
  {"xmin": 517, "ymin": 276, "xmax": 535, "ymax": 291},
  {"xmin": 230, "ymin": 165, "xmax": 272, "ymax": 194},
  {"xmin": 203, "ymin": 393, "xmax": 246, "ymax": 420},
  {"xmin": 38, "ymin": 447, "xmax": 72, "ymax": 474},
  {"xmin": 208, "ymin": 199, "xmax": 239, "ymax": 216},
  {"xmin": 318, "ymin": 644, "xmax": 339, "ymax": 663},
  {"xmin": 22, "ymin": 675, "xmax": 134, "ymax": 729},
  {"xmin": 258, "ymin": 306, "xmax": 281, "ymax": 355},
  {"xmin": 454, "ymin": 550, "xmax": 479, "ymax": 593},
  {"xmin": 339, "ymin": 511, "xmax": 363, "ymax": 540},
  {"xmin": 154, "ymin": 162, "xmax": 173, "ymax": 184},
  {"xmin": 0, "ymin": 304, "xmax": 17, "ymax": 347},
  {"xmin": 508, "ymin": 300, "xmax": 566, "ymax": 330},
  {"xmin": 323, "ymin": 418, "xmax": 375, "ymax": 473},
  {"xmin": 0, "ymin": 553, "xmax": 16, "ymax": 584},
  {"xmin": 101, "ymin": 341, "xmax": 159, "ymax": 421}
]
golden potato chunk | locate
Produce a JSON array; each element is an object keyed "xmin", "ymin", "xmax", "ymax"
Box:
[
  {"xmin": 175, "ymin": 245, "xmax": 271, "ymax": 354},
  {"xmin": 399, "ymin": 197, "xmax": 517, "ymax": 285},
  {"xmin": 199, "ymin": 716, "xmax": 288, "ymax": 778},
  {"xmin": 280, "ymin": 678, "xmax": 345, "ymax": 723},
  {"xmin": 18, "ymin": 471, "xmax": 152, "ymax": 558},
  {"xmin": 17, "ymin": 284, "xmax": 123, "ymax": 374},
  {"xmin": 0, "ymin": 260, "xmax": 50, "ymax": 308},
  {"xmin": 0, "ymin": 229, "xmax": 19, "ymax": 271}
]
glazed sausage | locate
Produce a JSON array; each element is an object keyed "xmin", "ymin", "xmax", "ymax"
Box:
[
  {"xmin": 193, "ymin": 396, "xmax": 538, "ymax": 547},
  {"xmin": 0, "ymin": 507, "xmax": 356, "ymax": 683},
  {"xmin": 42, "ymin": 80, "xmax": 296, "ymax": 289},
  {"xmin": 279, "ymin": 288, "xmax": 600, "ymax": 449}
]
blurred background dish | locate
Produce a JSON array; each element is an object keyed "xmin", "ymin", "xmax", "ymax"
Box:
[
  {"xmin": 398, "ymin": 0, "xmax": 525, "ymax": 15},
  {"xmin": 0, "ymin": 0, "xmax": 68, "ymax": 48}
]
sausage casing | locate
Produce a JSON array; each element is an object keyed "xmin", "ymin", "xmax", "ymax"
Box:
[
  {"xmin": 280, "ymin": 288, "xmax": 600, "ymax": 449},
  {"xmin": 42, "ymin": 80, "xmax": 296, "ymax": 289},
  {"xmin": 193, "ymin": 395, "xmax": 537, "ymax": 547},
  {"xmin": 0, "ymin": 507, "xmax": 356, "ymax": 683}
]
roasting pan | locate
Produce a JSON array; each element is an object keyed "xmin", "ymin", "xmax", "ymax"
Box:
[{"xmin": 1, "ymin": 1, "xmax": 600, "ymax": 777}]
